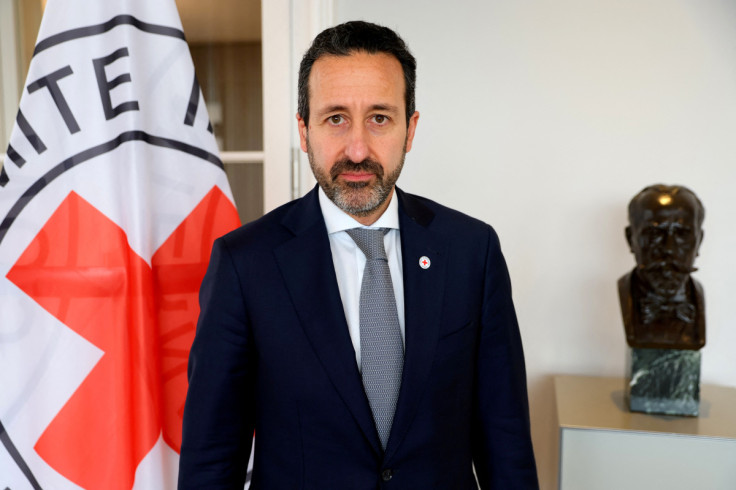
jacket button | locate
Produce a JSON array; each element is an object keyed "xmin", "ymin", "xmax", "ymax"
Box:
[{"xmin": 381, "ymin": 469, "xmax": 393, "ymax": 481}]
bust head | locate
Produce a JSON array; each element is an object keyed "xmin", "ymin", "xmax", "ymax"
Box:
[
  {"xmin": 619, "ymin": 184, "xmax": 706, "ymax": 349},
  {"xmin": 626, "ymin": 184, "xmax": 704, "ymax": 299}
]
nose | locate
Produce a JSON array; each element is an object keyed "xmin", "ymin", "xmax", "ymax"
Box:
[
  {"xmin": 344, "ymin": 124, "xmax": 370, "ymax": 163},
  {"xmin": 662, "ymin": 227, "xmax": 677, "ymax": 256}
]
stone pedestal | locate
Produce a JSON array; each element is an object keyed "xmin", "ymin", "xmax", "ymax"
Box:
[{"xmin": 626, "ymin": 347, "xmax": 701, "ymax": 416}]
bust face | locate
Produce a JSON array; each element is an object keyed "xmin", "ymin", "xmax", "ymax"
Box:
[{"xmin": 627, "ymin": 190, "xmax": 703, "ymax": 298}]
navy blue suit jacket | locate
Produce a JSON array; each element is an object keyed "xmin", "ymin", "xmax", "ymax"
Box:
[{"xmin": 179, "ymin": 186, "xmax": 538, "ymax": 489}]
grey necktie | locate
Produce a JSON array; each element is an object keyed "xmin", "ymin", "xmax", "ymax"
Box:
[{"xmin": 345, "ymin": 228, "xmax": 404, "ymax": 450}]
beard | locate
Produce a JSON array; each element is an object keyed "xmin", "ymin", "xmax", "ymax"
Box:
[{"xmin": 307, "ymin": 138, "xmax": 406, "ymax": 217}]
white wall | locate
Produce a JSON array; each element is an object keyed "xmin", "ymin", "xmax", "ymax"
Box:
[{"xmin": 332, "ymin": 1, "xmax": 736, "ymax": 488}]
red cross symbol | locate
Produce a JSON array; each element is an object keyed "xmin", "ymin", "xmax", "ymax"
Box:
[
  {"xmin": 419, "ymin": 256, "xmax": 430, "ymax": 269},
  {"xmin": 7, "ymin": 186, "xmax": 239, "ymax": 489}
]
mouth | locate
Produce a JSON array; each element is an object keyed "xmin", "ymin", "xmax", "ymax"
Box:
[
  {"xmin": 337, "ymin": 171, "xmax": 376, "ymax": 183},
  {"xmin": 329, "ymin": 159, "xmax": 384, "ymax": 184}
]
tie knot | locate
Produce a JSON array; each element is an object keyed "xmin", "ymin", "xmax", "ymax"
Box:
[{"xmin": 346, "ymin": 228, "xmax": 389, "ymax": 260}]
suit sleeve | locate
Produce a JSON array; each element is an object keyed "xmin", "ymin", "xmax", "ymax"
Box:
[
  {"xmin": 178, "ymin": 237, "xmax": 256, "ymax": 489},
  {"xmin": 472, "ymin": 226, "xmax": 539, "ymax": 489}
]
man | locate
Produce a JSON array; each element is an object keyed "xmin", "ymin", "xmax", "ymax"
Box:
[
  {"xmin": 618, "ymin": 184, "xmax": 705, "ymax": 350},
  {"xmin": 179, "ymin": 21, "xmax": 538, "ymax": 489}
]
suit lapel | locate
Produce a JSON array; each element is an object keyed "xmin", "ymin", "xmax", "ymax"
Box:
[
  {"xmin": 385, "ymin": 189, "xmax": 448, "ymax": 460},
  {"xmin": 274, "ymin": 188, "xmax": 382, "ymax": 454}
]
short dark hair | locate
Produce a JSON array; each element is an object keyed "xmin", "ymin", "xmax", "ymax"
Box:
[
  {"xmin": 629, "ymin": 184, "xmax": 705, "ymax": 228},
  {"xmin": 297, "ymin": 21, "xmax": 416, "ymax": 126}
]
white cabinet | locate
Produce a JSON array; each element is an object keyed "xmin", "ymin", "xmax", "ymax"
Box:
[{"xmin": 555, "ymin": 375, "xmax": 736, "ymax": 490}]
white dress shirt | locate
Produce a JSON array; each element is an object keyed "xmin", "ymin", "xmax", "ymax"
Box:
[{"xmin": 318, "ymin": 187, "xmax": 405, "ymax": 369}]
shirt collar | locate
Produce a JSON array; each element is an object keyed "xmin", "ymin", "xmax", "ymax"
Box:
[{"xmin": 318, "ymin": 186, "xmax": 400, "ymax": 234}]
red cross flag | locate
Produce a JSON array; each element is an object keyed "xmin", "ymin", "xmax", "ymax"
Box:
[{"xmin": 0, "ymin": 0, "xmax": 241, "ymax": 488}]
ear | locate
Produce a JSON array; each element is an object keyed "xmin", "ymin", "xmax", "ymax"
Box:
[
  {"xmin": 404, "ymin": 111, "xmax": 420, "ymax": 153},
  {"xmin": 625, "ymin": 226, "xmax": 633, "ymax": 252},
  {"xmin": 297, "ymin": 113, "xmax": 308, "ymax": 152},
  {"xmin": 697, "ymin": 229, "xmax": 704, "ymax": 255}
]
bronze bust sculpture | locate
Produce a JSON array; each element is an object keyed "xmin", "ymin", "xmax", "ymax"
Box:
[{"xmin": 618, "ymin": 184, "xmax": 705, "ymax": 350}]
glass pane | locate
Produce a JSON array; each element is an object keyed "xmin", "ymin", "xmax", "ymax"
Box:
[
  {"xmin": 224, "ymin": 162, "xmax": 263, "ymax": 225},
  {"xmin": 1, "ymin": 0, "xmax": 43, "ymax": 150},
  {"xmin": 190, "ymin": 43, "xmax": 263, "ymax": 152},
  {"xmin": 177, "ymin": 0, "xmax": 264, "ymax": 222},
  {"xmin": 178, "ymin": 0, "xmax": 263, "ymax": 152}
]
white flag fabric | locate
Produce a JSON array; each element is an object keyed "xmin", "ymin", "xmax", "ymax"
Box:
[{"xmin": 0, "ymin": 0, "xmax": 242, "ymax": 488}]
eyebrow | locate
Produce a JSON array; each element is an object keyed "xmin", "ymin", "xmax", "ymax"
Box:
[
  {"xmin": 316, "ymin": 104, "xmax": 400, "ymax": 116},
  {"xmin": 369, "ymin": 104, "xmax": 400, "ymax": 113}
]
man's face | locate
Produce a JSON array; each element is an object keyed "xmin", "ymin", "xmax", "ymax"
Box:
[
  {"xmin": 297, "ymin": 51, "xmax": 419, "ymax": 224},
  {"xmin": 627, "ymin": 193, "xmax": 702, "ymax": 297}
]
